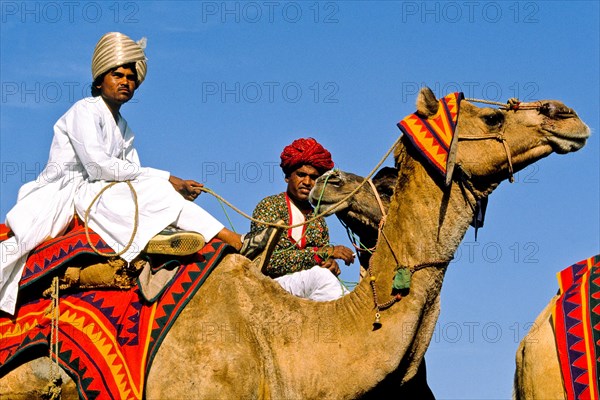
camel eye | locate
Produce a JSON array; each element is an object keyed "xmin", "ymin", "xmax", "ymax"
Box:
[{"xmin": 482, "ymin": 112, "xmax": 504, "ymax": 128}]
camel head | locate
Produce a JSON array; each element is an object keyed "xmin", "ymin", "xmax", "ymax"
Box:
[
  {"xmin": 310, "ymin": 167, "xmax": 397, "ymax": 236},
  {"xmin": 414, "ymin": 87, "xmax": 590, "ymax": 193},
  {"xmin": 310, "ymin": 86, "xmax": 590, "ymax": 236},
  {"xmin": 310, "ymin": 166, "xmax": 397, "ymax": 268}
]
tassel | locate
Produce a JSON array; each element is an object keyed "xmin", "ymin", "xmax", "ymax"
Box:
[
  {"xmin": 42, "ymin": 378, "xmax": 62, "ymax": 400},
  {"xmin": 137, "ymin": 37, "xmax": 147, "ymax": 49}
]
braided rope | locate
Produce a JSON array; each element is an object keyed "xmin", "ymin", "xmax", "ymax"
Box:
[
  {"xmin": 45, "ymin": 276, "xmax": 62, "ymax": 399},
  {"xmin": 466, "ymin": 97, "xmax": 541, "ymax": 111},
  {"xmin": 79, "ymin": 97, "xmax": 530, "ymax": 260},
  {"xmin": 201, "ymin": 96, "xmax": 540, "ymax": 230},
  {"xmin": 465, "ymin": 98, "xmax": 507, "ymax": 107},
  {"xmin": 199, "ymin": 134, "xmax": 403, "ymax": 230},
  {"xmin": 84, "ymin": 181, "xmax": 139, "ymax": 257}
]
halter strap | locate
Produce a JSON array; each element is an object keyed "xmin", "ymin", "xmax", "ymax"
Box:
[
  {"xmin": 367, "ymin": 179, "xmax": 388, "ymax": 222},
  {"xmin": 457, "ymin": 132, "xmax": 515, "ymax": 183}
]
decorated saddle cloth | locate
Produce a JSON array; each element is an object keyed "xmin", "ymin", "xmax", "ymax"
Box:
[
  {"xmin": 552, "ymin": 254, "xmax": 600, "ymax": 400},
  {"xmin": 0, "ymin": 221, "xmax": 231, "ymax": 399},
  {"xmin": 396, "ymin": 91, "xmax": 487, "ymax": 233},
  {"xmin": 397, "ymin": 91, "xmax": 463, "ymax": 185}
]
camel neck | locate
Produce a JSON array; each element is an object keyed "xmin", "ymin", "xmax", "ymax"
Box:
[
  {"xmin": 332, "ymin": 142, "xmax": 478, "ymax": 387},
  {"xmin": 377, "ymin": 145, "xmax": 475, "ymax": 270}
]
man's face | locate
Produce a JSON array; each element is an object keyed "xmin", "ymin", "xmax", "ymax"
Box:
[
  {"xmin": 286, "ymin": 165, "xmax": 321, "ymax": 203},
  {"xmin": 97, "ymin": 66, "xmax": 137, "ymax": 107}
]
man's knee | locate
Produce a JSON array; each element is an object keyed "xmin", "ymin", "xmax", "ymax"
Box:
[
  {"xmin": 308, "ymin": 265, "xmax": 338, "ymax": 284},
  {"xmin": 312, "ymin": 265, "xmax": 335, "ymax": 275}
]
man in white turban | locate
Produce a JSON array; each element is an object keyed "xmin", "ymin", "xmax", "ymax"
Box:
[{"xmin": 0, "ymin": 32, "xmax": 276, "ymax": 315}]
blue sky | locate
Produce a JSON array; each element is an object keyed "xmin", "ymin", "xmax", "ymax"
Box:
[{"xmin": 1, "ymin": 1, "xmax": 599, "ymax": 398}]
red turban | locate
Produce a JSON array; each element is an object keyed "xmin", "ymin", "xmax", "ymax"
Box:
[{"xmin": 280, "ymin": 138, "xmax": 334, "ymax": 175}]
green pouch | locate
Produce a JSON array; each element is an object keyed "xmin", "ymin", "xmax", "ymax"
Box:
[{"xmin": 393, "ymin": 268, "xmax": 412, "ymax": 291}]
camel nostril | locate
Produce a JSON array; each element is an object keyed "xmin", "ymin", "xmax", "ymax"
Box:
[
  {"xmin": 539, "ymin": 102, "xmax": 574, "ymax": 119},
  {"xmin": 539, "ymin": 103, "xmax": 554, "ymax": 117}
]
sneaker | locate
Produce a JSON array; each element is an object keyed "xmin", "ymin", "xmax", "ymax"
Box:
[
  {"xmin": 240, "ymin": 222, "xmax": 284, "ymax": 272},
  {"xmin": 144, "ymin": 227, "xmax": 206, "ymax": 256}
]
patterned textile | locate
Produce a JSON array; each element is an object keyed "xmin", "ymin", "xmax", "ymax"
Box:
[
  {"xmin": 397, "ymin": 92, "xmax": 464, "ymax": 181},
  {"xmin": 17, "ymin": 217, "xmax": 116, "ymax": 290},
  {"xmin": 0, "ymin": 225, "xmax": 10, "ymax": 242},
  {"xmin": 250, "ymin": 192, "xmax": 329, "ymax": 277},
  {"xmin": 0, "ymin": 222, "xmax": 230, "ymax": 399},
  {"xmin": 552, "ymin": 254, "xmax": 600, "ymax": 400}
]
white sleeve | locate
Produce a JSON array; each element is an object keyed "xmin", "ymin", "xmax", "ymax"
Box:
[{"xmin": 65, "ymin": 103, "xmax": 169, "ymax": 181}]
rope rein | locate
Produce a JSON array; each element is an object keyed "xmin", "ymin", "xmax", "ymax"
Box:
[
  {"xmin": 198, "ymin": 97, "xmax": 537, "ymax": 230},
  {"xmin": 44, "ymin": 276, "xmax": 62, "ymax": 399},
  {"xmin": 84, "ymin": 180, "xmax": 139, "ymax": 258},
  {"xmin": 363, "ymin": 96, "xmax": 536, "ymax": 326},
  {"xmin": 75, "ymin": 95, "xmax": 531, "ymax": 330},
  {"xmin": 466, "ymin": 97, "xmax": 541, "ymax": 111},
  {"xmin": 198, "ymin": 134, "xmax": 404, "ymax": 231}
]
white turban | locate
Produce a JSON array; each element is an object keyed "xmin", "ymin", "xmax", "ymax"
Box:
[{"xmin": 91, "ymin": 32, "xmax": 147, "ymax": 86}]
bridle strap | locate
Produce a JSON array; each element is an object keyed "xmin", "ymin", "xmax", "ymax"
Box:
[
  {"xmin": 367, "ymin": 178, "xmax": 400, "ymax": 267},
  {"xmin": 365, "ymin": 97, "xmax": 541, "ymax": 325},
  {"xmin": 451, "ymin": 97, "xmax": 545, "ymax": 185},
  {"xmin": 457, "ymin": 133, "xmax": 515, "ymax": 183},
  {"xmin": 367, "ymin": 179, "xmax": 388, "ymax": 222},
  {"xmin": 466, "ymin": 97, "xmax": 542, "ymax": 112}
]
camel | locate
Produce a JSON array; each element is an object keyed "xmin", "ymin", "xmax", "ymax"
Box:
[
  {"xmin": 513, "ymin": 296, "xmax": 564, "ymax": 399},
  {"xmin": 0, "ymin": 87, "xmax": 589, "ymax": 399}
]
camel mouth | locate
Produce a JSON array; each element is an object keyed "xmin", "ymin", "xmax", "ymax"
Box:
[
  {"xmin": 543, "ymin": 125, "xmax": 590, "ymax": 154},
  {"xmin": 313, "ymin": 199, "xmax": 350, "ymax": 216}
]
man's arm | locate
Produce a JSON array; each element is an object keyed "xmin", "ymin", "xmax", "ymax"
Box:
[{"xmin": 169, "ymin": 176, "xmax": 203, "ymax": 201}]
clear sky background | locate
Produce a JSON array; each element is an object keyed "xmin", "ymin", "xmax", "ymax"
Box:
[{"xmin": 1, "ymin": 1, "xmax": 599, "ymax": 398}]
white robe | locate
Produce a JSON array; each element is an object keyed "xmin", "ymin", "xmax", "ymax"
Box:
[{"xmin": 0, "ymin": 97, "xmax": 223, "ymax": 314}]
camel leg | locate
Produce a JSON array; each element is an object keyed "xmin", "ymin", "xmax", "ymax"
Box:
[{"xmin": 513, "ymin": 295, "xmax": 564, "ymax": 400}]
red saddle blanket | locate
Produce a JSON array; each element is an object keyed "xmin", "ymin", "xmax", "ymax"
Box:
[
  {"xmin": 553, "ymin": 254, "xmax": 600, "ymax": 400},
  {"xmin": 0, "ymin": 222, "xmax": 231, "ymax": 399}
]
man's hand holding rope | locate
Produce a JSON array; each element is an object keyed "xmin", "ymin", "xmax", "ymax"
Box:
[
  {"xmin": 169, "ymin": 175, "xmax": 204, "ymax": 201},
  {"xmin": 318, "ymin": 244, "xmax": 355, "ymax": 267},
  {"xmin": 321, "ymin": 259, "xmax": 341, "ymax": 276}
]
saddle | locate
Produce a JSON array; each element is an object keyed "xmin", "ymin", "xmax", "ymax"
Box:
[
  {"xmin": 42, "ymin": 256, "xmax": 146, "ymax": 296},
  {"xmin": 6, "ymin": 217, "xmax": 206, "ymax": 300}
]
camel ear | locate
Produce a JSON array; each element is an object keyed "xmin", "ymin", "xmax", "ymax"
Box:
[{"xmin": 416, "ymin": 87, "xmax": 439, "ymax": 117}]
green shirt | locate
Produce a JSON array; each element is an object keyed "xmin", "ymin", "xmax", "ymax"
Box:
[{"xmin": 250, "ymin": 192, "xmax": 330, "ymax": 278}]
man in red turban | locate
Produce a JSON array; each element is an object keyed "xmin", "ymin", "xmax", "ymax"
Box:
[{"xmin": 250, "ymin": 138, "xmax": 354, "ymax": 301}]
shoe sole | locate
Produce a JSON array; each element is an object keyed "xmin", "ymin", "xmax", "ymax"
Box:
[
  {"xmin": 254, "ymin": 223, "xmax": 285, "ymax": 274},
  {"xmin": 144, "ymin": 232, "xmax": 206, "ymax": 256}
]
